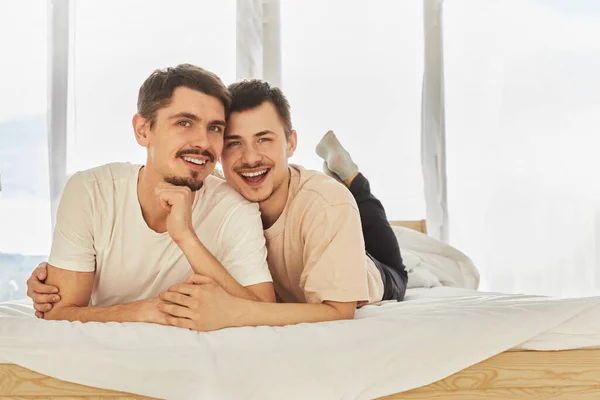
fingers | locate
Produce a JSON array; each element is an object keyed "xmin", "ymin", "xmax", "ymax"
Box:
[
  {"xmin": 184, "ymin": 274, "xmax": 214, "ymax": 285},
  {"xmin": 36, "ymin": 262, "xmax": 49, "ymax": 280},
  {"xmin": 154, "ymin": 186, "xmax": 191, "ymax": 204},
  {"xmin": 168, "ymin": 283, "xmax": 198, "ymax": 296},
  {"xmin": 158, "ymin": 197, "xmax": 172, "ymax": 213},
  {"xmin": 159, "ymin": 291, "xmax": 193, "ymax": 307},
  {"xmin": 27, "ymin": 264, "xmax": 59, "ymax": 299},
  {"xmin": 33, "ymin": 302, "xmax": 54, "ymax": 313},
  {"xmin": 28, "ymin": 282, "xmax": 59, "ymax": 295},
  {"xmin": 154, "ymin": 185, "xmax": 191, "ymax": 201},
  {"xmin": 32, "ymin": 292, "xmax": 60, "ymax": 304},
  {"xmin": 155, "ymin": 183, "xmax": 192, "ymax": 193},
  {"xmin": 35, "ymin": 311, "xmax": 44, "ymax": 319},
  {"xmin": 27, "ymin": 264, "xmax": 52, "ymax": 288},
  {"xmin": 28, "ymin": 283, "xmax": 60, "ymax": 300},
  {"xmin": 158, "ymin": 302, "xmax": 192, "ymax": 319},
  {"xmin": 165, "ymin": 315, "xmax": 195, "ymax": 330},
  {"xmin": 169, "ymin": 275, "xmax": 215, "ymax": 296},
  {"xmin": 34, "ymin": 291, "xmax": 60, "ymax": 302}
]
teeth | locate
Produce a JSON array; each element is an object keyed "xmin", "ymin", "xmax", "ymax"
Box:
[
  {"xmin": 240, "ymin": 169, "xmax": 268, "ymax": 178},
  {"xmin": 183, "ymin": 156, "xmax": 206, "ymax": 165}
]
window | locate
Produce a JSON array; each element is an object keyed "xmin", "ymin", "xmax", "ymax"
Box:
[
  {"xmin": 280, "ymin": 0, "xmax": 425, "ymax": 220},
  {"xmin": 0, "ymin": 1, "xmax": 49, "ymax": 301},
  {"xmin": 67, "ymin": 0, "xmax": 237, "ymax": 173},
  {"xmin": 445, "ymin": 0, "xmax": 600, "ymax": 296}
]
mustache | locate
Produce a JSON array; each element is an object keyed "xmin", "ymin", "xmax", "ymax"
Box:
[
  {"xmin": 235, "ymin": 162, "xmax": 271, "ymax": 171},
  {"xmin": 176, "ymin": 148, "xmax": 215, "ymax": 163}
]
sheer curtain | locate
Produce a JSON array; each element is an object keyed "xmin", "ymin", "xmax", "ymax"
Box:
[
  {"xmin": 280, "ymin": 0, "xmax": 425, "ymax": 220},
  {"xmin": 66, "ymin": 0, "xmax": 237, "ymax": 174},
  {"xmin": 444, "ymin": 0, "xmax": 600, "ymax": 296},
  {"xmin": 0, "ymin": 1, "xmax": 49, "ymax": 301}
]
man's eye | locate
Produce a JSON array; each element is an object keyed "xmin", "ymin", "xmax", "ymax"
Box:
[
  {"xmin": 209, "ymin": 125, "xmax": 223, "ymax": 133},
  {"xmin": 226, "ymin": 141, "xmax": 241, "ymax": 148},
  {"xmin": 178, "ymin": 121, "xmax": 191, "ymax": 127},
  {"xmin": 259, "ymin": 137, "xmax": 271, "ymax": 143}
]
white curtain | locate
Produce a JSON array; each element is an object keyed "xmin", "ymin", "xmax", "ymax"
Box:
[
  {"xmin": 236, "ymin": 0, "xmax": 264, "ymax": 80},
  {"xmin": 421, "ymin": 0, "xmax": 448, "ymax": 241},
  {"xmin": 280, "ymin": 0, "xmax": 425, "ymax": 221},
  {"xmin": 0, "ymin": 1, "xmax": 49, "ymax": 301},
  {"xmin": 444, "ymin": 0, "xmax": 600, "ymax": 297},
  {"xmin": 0, "ymin": 1, "xmax": 49, "ymax": 256}
]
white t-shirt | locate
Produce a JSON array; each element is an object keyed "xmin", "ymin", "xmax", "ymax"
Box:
[{"xmin": 48, "ymin": 163, "xmax": 272, "ymax": 307}]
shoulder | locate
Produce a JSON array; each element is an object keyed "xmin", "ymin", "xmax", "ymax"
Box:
[
  {"xmin": 203, "ymin": 174, "xmax": 252, "ymax": 205},
  {"xmin": 292, "ymin": 165, "xmax": 358, "ymax": 211},
  {"xmin": 201, "ymin": 174, "xmax": 260, "ymax": 216},
  {"xmin": 69, "ymin": 162, "xmax": 139, "ymax": 191}
]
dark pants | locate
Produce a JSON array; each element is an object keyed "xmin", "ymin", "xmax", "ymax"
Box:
[{"xmin": 349, "ymin": 173, "xmax": 408, "ymax": 301}]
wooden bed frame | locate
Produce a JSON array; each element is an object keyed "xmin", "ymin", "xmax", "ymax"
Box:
[{"xmin": 2, "ymin": 220, "xmax": 599, "ymax": 399}]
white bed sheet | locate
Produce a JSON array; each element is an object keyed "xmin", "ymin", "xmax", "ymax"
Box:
[{"xmin": 1, "ymin": 287, "xmax": 600, "ymax": 400}]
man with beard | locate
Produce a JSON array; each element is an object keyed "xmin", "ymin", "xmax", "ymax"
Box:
[
  {"xmin": 153, "ymin": 80, "xmax": 408, "ymax": 330},
  {"xmin": 28, "ymin": 78, "xmax": 407, "ymax": 331},
  {"xmin": 27, "ymin": 65, "xmax": 275, "ymax": 323}
]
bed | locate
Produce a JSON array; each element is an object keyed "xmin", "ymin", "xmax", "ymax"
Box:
[
  {"xmin": 3, "ymin": 349, "xmax": 599, "ymax": 399},
  {"xmin": 1, "ymin": 220, "xmax": 599, "ymax": 400}
]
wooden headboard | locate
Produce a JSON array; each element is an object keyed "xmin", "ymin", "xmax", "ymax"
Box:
[{"xmin": 390, "ymin": 220, "xmax": 427, "ymax": 234}]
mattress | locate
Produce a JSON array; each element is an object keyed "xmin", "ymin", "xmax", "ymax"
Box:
[{"xmin": 1, "ymin": 287, "xmax": 600, "ymax": 400}]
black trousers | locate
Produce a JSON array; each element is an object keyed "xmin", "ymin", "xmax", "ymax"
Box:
[{"xmin": 349, "ymin": 173, "xmax": 408, "ymax": 301}]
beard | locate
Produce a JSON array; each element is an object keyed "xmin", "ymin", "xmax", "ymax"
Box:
[
  {"xmin": 247, "ymin": 174, "xmax": 285, "ymax": 203},
  {"xmin": 163, "ymin": 148, "xmax": 216, "ymax": 191},
  {"xmin": 164, "ymin": 172, "xmax": 204, "ymax": 191}
]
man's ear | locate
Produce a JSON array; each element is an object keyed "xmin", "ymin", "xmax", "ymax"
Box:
[
  {"xmin": 133, "ymin": 114, "xmax": 151, "ymax": 147},
  {"xmin": 287, "ymin": 130, "xmax": 298, "ymax": 158}
]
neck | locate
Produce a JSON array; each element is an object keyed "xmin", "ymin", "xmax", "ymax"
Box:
[{"xmin": 259, "ymin": 168, "xmax": 291, "ymax": 230}]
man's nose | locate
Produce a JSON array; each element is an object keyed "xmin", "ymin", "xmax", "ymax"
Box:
[
  {"xmin": 190, "ymin": 126, "xmax": 210, "ymax": 150},
  {"xmin": 241, "ymin": 145, "xmax": 262, "ymax": 165}
]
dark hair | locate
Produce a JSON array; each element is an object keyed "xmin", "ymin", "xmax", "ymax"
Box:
[
  {"xmin": 228, "ymin": 79, "xmax": 292, "ymax": 138},
  {"xmin": 137, "ymin": 64, "xmax": 231, "ymax": 128}
]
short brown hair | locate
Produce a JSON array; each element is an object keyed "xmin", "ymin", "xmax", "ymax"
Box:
[
  {"xmin": 228, "ymin": 80, "xmax": 292, "ymax": 138},
  {"xmin": 137, "ymin": 64, "xmax": 231, "ymax": 128}
]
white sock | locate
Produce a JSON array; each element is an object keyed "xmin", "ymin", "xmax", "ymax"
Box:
[
  {"xmin": 322, "ymin": 162, "xmax": 343, "ymax": 183},
  {"xmin": 315, "ymin": 130, "xmax": 358, "ymax": 181}
]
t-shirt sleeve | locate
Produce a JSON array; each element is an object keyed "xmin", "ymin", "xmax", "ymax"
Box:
[
  {"xmin": 218, "ymin": 202, "xmax": 273, "ymax": 287},
  {"xmin": 47, "ymin": 172, "xmax": 96, "ymax": 272},
  {"xmin": 301, "ymin": 203, "xmax": 370, "ymax": 304}
]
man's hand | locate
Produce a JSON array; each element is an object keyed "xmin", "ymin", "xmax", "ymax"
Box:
[
  {"xmin": 131, "ymin": 297, "xmax": 169, "ymax": 325},
  {"xmin": 154, "ymin": 183, "xmax": 195, "ymax": 244},
  {"xmin": 26, "ymin": 262, "xmax": 60, "ymax": 319},
  {"xmin": 158, "ymin": 274, "xmax": 244, "ymax": 331}
]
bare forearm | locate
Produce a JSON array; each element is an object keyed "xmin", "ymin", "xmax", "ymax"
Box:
[
  {"xmin": 178, "ymin": 235, "xmax": 260, "ymax": 301},
  {"xmin": 231, "ymin": 300, "xmax": 356, "ymax": 328},
  {"xmin": 44, "ymin": 302, "xmax": 138, "ymax": 323}
]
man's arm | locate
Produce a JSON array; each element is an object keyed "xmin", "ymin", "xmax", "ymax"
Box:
[
  {"xmin": 237, "ymin": 299, "xmax": 356, "ymax": 327},
  {"xmin": 159, "ymin": 275, "xmax": 354, "ymax": 331},
  {"xmin": 33, "ymin": 172, "xmax": 166, "ymax": 323},
  {"xmin": 161, "ymin": 202, "xmax": 371, "ymax": 331},
  {"xmin": 178, "ymin": 235, "xmax": 275, "ymax": 303},
  {"xmin": 155, "ymin": 183, "xmax": 275, "ymax": 303},
  {"xmin": 43, "ymin": 264, "xmax": 166, "ymax": 323},
  {"xmin": 27, "ymin": 263, "xmax": 60, "ymax": 318}
]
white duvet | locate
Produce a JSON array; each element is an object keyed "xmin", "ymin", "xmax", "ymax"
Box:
[{"xmin": 1, "ymin": 227, "xmax": 599, "ymax": 400}]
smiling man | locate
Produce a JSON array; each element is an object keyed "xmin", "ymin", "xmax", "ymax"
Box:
[
  {"xmin": 28, "ymin": 77, "xmax": 407, "ymax": 331},
  {"xmin": 25, "ymin": 65, "xmax": 274, "ymax": 323},
  {"xmin": 151, "ymin": 80, "xmax": 408, "ymax": 330}
]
